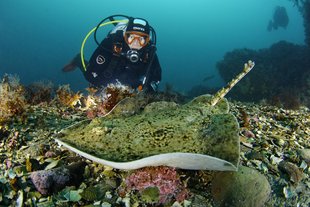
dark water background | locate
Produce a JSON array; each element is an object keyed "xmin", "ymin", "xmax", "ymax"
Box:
[{"xmin": 0, "ymin": 0, "xmax": 305, "ymax": 93}]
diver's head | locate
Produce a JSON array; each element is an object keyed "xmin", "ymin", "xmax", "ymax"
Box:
[{"xmin": 124, "ymin": 18, "xmax": 150, "ymax": 50}]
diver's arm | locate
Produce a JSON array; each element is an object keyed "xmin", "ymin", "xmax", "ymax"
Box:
[
  {"xmin": 150, "ymin": 54, "xmax": 162, "ymax": 83},
  {"xmin": 83, "ymin": 37, "xmax": 114, "ymax": 87},
  {"xmin": 144, "ymin": 54, "xmax": 162, "ymax": 92}
]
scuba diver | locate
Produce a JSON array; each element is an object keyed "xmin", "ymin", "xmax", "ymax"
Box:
[
  {"xmin": 267, "ymin": 6, "xmax": 289, "ymax": 32},
  {"xmin": 62, "ymin": 15, "xmax": 162, "ymax": 92}
]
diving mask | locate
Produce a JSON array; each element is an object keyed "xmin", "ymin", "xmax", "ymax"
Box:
[{"xmin": 124, "ymin": 31, "xmax": 150, "ymax": 47}]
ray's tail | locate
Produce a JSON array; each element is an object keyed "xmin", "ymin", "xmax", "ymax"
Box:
[{"xmin": 210, "ymin": 60, "xmax": 255, "ymax": 106}]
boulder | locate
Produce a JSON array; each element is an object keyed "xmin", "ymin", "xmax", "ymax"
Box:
[{"xmin": 211, "ymin": 166, "xmax": 271, "ymax": 207}]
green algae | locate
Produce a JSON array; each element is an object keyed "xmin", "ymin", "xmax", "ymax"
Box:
[{"xmin": 57, "ymin": 95, "xmax": 239, "ymax": 165}]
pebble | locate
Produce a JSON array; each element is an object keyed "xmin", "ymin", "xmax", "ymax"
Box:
[{"xmin": 298, "ymin": 148, "xmax": 310, "ymax": 165}]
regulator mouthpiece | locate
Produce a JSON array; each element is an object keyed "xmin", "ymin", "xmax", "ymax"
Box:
[{"xmin": 126, "ymin": 50, "xmax": 140, "ymax": 63}]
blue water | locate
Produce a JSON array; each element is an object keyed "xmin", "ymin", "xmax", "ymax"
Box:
[{"xmin": 0, "ymin": 0, "xmax": 305, "ymax": 93}]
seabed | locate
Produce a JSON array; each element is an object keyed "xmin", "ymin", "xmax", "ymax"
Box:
[{"xmin": 0, "ymin": 92, "xmax": 309, "ymax": 206}]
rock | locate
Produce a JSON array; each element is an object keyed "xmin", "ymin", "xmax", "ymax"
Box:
[
  {"xmin": 245, "ymin": 150, "xmax": 265, "ymax": 161},
  {"xmin": 30, "ymin": 161, "xmax": 86, "ymax": 195},
  {"xmin": 22, "ymin": 142, "xmax": 47, "ymax": 157},
  {"xmin": 278, "ymin": 161, "xmax": 304, "ymax": 184},
  {"xmin": 211, "ymin": 166, "xmax": 271, "ymax": 207},
  {"xmin": 298, "ymin": 149, "xmax": 310, "ymax": 165},
  {"xmin": 189, "ymin": 194, "xmax": 213, "ymax": 207}
]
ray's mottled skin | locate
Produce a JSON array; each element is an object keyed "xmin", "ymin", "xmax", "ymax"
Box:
[
  {"xmin": 56, "ymin": 94, "xmax": 240, "ymax": 171},
  {"xmin": 55, "ymin": 61, "xmax": 257, "ymax": 171}
]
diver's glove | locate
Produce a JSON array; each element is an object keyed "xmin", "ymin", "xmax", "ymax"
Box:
[
  {"xmin": 150, "ymin": 81, "xmax": 159, "ymax": 91},
  {"xmin": 141, "ymin": 81, "xmax": 159, "ymax": 93}
]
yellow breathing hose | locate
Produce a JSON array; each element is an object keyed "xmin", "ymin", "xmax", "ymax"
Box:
[{"xmin": 80, "ymin": 19, "xmax": 128, "ymax": 71}]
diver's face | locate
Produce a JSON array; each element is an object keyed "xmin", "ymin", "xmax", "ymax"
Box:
[
  {"xmin": 124, "ymin": 32, "xmax": 149, "ymax": 50},
  {"xmin": 128, "ymin": 34, "xmax": 144, "ymax": 50}
]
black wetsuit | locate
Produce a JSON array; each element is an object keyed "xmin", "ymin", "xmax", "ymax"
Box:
[{"xmin": 83, "ymin": 30, "xmax": 161, "ymax": 91}]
